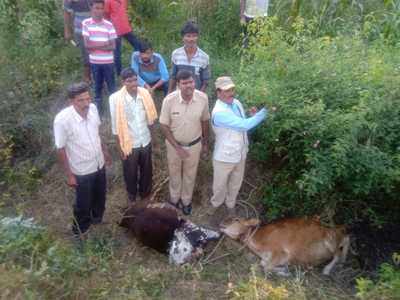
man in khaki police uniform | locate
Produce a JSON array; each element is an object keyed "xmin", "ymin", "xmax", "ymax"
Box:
[{"xmin": 160, "ymin": 70, "xmax": 210, "ymax": 215}]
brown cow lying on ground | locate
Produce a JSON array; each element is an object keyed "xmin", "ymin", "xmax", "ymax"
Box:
[
  {"xmin": 120, "ymin": 202, "xmax": 220, "ymax": 265},
  {"xmin": 220, "ymin": 216, "xmax": 350, "ymax": 276}
]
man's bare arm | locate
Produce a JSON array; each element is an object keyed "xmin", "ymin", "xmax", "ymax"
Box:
[
  {"xmin": 160, "ymin": 124, "xmax": 179, "ymax": 148},
  {"xmin": 63, "ymin": 11, "xmax": 73, "ymax": 40},
  {"xmin": 101, "ymin": 142, "xmax": 112, "ymax": 166},
  {"xmin": 57, "ymin": 148, "xmax": 77, "ymax": 187},
  {"xmin": 200, "ymin": 120, "xmax": 210, "ymax": 157},
  {"xmin": 168, "ymin": 79, "xmax": 177, "ymax": 94},
  {"xmin": 160, "ymin": 123, "xmax": 189, "ymax": 159},
  {"xmin": 201, "ymin": 120, "xmax": 209, "ymax": 144},
  {"xmin": 152, "ymin": 79, "xmax": 165, "ymax": 91},
  {"xmin": 240, "ymin": 0, "xmax": 247, "ymax": 23},
  {"xmin": 200, "ymin": 81, "xmax": 208, "ymax": 93}
]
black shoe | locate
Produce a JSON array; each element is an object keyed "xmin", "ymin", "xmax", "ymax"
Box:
[{"xmin": 182, "ymin": 203, "xmax": 192, "ymax": 216}]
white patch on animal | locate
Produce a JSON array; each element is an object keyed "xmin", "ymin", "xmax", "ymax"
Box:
[
  {"xmin": 169, "ymin": 230, "xmax": 194, "ymax": 265},
  {"xmin": 169, "ymin": 221, "xmax": 221, "ymax": 265}
]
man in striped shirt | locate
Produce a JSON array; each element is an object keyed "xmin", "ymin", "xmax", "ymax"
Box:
[
  {"xmin": 168, "ymin": 21, "xmax": 210, "ymax": 94},
  {"xmin": 82, "ymin": 0, "xmax": 117, "ymax": 115}
]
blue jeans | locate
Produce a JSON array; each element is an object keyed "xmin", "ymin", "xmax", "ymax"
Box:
[
  {"xmin": 115, "ymin": 32, "xmax": 141, "ymax": 76},
  {"xmin": 91, "ymin": 63, "xmax": 116, "ymax": 114}
]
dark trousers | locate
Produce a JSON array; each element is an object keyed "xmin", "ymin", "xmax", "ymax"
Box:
[
  {"xmin": 149, "ymin": 80, "xmax": 169, "ymax": 97},
  {"xmin": 122, "ymin": 143, "xmax": 152, "ymax": 201},
  {"xmin": 72, "ymin": 168, "xmax": 106, "ymax": 235},
  {"xmin": 115, "ymin": 31, "xmax": 141, "ymax": 75},
  {"xmin": 91, "ymin": 63, "xmax": 116, "ymax": 114}
]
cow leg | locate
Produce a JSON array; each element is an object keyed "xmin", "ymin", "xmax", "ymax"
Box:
[
  {"xmin": 273, "ymin": 265, "xmax": 290, "ymax": 277},
  {"xmin": 260, "ymin": 254, "xmax": 272, "ymax": 275},
  {"xmin": 340, "ymin": 236, "xmax": 350, "ymax": 263},
  {"xmin": 323, "ymin": 254, "xmax": 339, "ymax": 275},
  {"xmin": 261, "ymin": 251, "xmax": 289, "ymax": 276},
  {"xmin": 323, "ymin": 236, "xmax": 350, "ymax": 275}
]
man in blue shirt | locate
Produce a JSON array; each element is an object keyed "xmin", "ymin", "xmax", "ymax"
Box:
[
  {"xmin": 210, "ymin": 76, "xmax": 272, "ymax": 218},
  {"xmin": 131, "ymin": 40, "xmax": 169, "ymax": 96}
]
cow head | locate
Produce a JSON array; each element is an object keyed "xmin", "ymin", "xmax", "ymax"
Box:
[
  {"xmin": 220, "ymin": 218, "xmax": 260, "ymax": 240},
  {"xmin": 169, "ymin": 221, "xmax": 221, "ymax": 265}
]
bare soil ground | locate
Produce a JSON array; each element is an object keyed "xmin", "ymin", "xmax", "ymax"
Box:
[{"xmin": 20, "ymin": 93, "xmax": 366, "ymax": 299}]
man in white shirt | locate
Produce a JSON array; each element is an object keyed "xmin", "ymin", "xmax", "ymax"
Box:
[
  {"xmin": 54, "ymin": 82, "xmax": 111, "ymax": 236},
  {"xmin": 240, "ymin": 0, "xmax": 269, "ymax": 24},
  {"xmin": 109, "ymin": 68, "xmax": 157, "ymax": 204}
]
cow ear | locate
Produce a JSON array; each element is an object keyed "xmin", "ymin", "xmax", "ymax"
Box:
[{"xmin": 244, "ymin": 218, "xmax": 260, "ymax": 227}]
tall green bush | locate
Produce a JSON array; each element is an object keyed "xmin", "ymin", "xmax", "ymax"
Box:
[
  {"xmin": 236, "ymin": 17, "xmax": 400, "ymax": 223},
  {"xmin": 356, "ymin": 260, "xmax": 400, "ymax": 300},
  {"xmin": 0, "ymin": 0, "xmax": 78, "ymax": 203},
  {"xmin": 0, "ymin": 216, "xmax": 115, "ymax": 298}
]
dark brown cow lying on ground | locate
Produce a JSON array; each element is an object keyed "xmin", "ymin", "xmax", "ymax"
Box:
[
  {"xmin": 120, "ymin": 202, "xmax": 220, "ymax": 264},
  {"xmin": 220, "ymin": 216, "xmax": 350, "ymax": 276}
]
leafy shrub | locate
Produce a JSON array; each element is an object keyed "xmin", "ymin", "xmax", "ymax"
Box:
[
  {"xmin": 0, "ymin": 134, "xmax": 42, "ymax": 206},
  {"xmin": 0, "ymin": 0, "xmax": 77, "ymax": 201},
  {"xmin": 356, "ymin": 258, "xmax": 400, "ymax": 300},
  {"xmin": 131, "ymin": 0, "xmax": 187, "ymax": 55},
  {"xmin": 269, "ymin": 0, "xmax": 400, "ymax": 39},
  {"xmin": 131, "ymin": 0, "xmax": 241, "ymax": 66},
  {"xmin": 235, "ymin": 17, "xmax": 400, "ymax": 223},
  {"xmin": 0, "ymin": 215, "xmax": 116, "ymax": 298}
]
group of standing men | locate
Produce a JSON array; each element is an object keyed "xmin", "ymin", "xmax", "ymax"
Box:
[{"xmin": 57, "ymin": 0, "xmax": 271, "ymax": 236}]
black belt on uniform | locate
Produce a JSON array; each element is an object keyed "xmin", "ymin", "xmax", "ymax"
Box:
[{"xmin": 177, "ymin": 136, "xmax": 202, "ymax": 147}]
